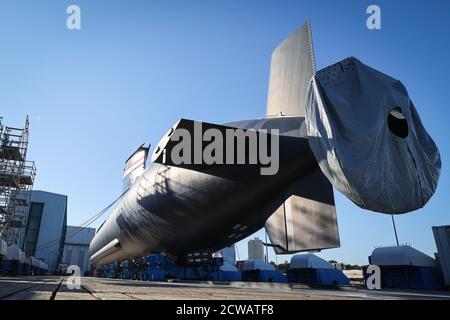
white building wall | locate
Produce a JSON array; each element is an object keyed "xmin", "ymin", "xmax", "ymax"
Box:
[
  {"xmin": 62, "ymin": 244, "xmax": 90, "ymax": 275},
  {"xmin": 62, "ymin": 226, "xmax": 95, "ymax": 275}
]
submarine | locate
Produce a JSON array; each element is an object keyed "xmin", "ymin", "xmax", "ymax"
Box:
[{"xmin": 89, "ymin": 21, "xmax": 441, "ymax": 266}]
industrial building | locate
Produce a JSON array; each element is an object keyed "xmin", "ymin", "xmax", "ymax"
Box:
[
  {"xmin": 21, "ymin": 190, "xmax": 67, "ymax": 272},
  {"xmin": 62, "ymin": 226, "xmax": 96, "ymax": 275},
  {"xmin": 248, "ymin": 237, "xmax": 265, "ymax": 261}
]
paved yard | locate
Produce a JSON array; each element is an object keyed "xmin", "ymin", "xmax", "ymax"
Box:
[{"xmin": 1, "ymin": 276, "xmax": 449, "ymax": 300}]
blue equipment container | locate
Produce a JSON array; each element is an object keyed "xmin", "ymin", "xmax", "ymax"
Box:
[
  {"xmin": 363, "ymin": 265, "xmax": 444, "ymax": 290},
  {"xmin": 242, "ymin": 269, "xmax": 287, "ymax": 283},
  {"xmin": 120, "ymin": 261, "xmax": 133, "ymax": 279},
  {"xmin": 0, "ymin": 260, "xmax": 23, "ymax": 276},
  {"xmin": 366, "ymin": 246, "xmax": 445, "ymax": 290},
  {"xmin": 147, "ymin": 268, "xmax": 167, "ymax": 281},
  {"xmin": 287, "ymin": 254, "xmax": 350, "ymax": 286},
  {"xmin": 241, "ymin": 259, "xmax": 287, "ymax": 283},
  {"xmin": 287, "ymin": 268, "xmax": 350, "ymax": 285},
  {"xmin": 210, "ymin": 271, "xmax": 242, "ymax": 282}
]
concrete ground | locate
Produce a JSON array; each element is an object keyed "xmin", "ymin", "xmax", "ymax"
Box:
[{"xmin": 1, "ymin": 276, "xmax": 449, "ymax": 300}]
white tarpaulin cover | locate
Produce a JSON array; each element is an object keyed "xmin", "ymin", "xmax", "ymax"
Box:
[
  {"xmin": 6, "ymin": 246, "xmax": 25, "ymax": 263},
  {"xmin": 306, "ymin": 57, "xmax": 441, "ymax": 214},
  {"xmin": 289, "ymin": 254, "xmax": 333, "ymax": 270},
  {"xmin": 370, "ymin": 246, "xmax": 436, "ymax": 267}
]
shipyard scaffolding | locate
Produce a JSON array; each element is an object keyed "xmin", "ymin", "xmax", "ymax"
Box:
[{"xmin": 0, "ymin": 116, "xmax": 36, "ymax": 247}]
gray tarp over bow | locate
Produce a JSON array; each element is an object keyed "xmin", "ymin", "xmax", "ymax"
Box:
[{"xmin": 305, "ymin": 57, "xmax": 441, "ymax": 214}]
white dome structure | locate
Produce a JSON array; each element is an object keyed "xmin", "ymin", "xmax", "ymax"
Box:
[
  {"xmin": 6, "ymin": 246, "xmax": 25, "ymax": 263},
  {"xmin": 31, "ymin": 256, "xmax": 40, "ymax": 267},
  {"xmin": 289, "ymin": 254, "xmax": 333, "ymax": 269},
  {"xmin": 242, "ymin": 259, "xmax": 275, "ymax": 271},
  {"xmin": 19, "ymin": 251, "xmax": 26, "ymax": 263},
  {"xmin": 370, "ymin": 246, "xmax": 436, "ymax": 267}
]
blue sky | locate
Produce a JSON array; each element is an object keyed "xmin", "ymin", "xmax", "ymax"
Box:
[{"xmin": 1, "ymin": 0, "xmax": 449, "ymax": 265}]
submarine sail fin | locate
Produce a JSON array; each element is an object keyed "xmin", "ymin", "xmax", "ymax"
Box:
[
  {"xmin": 264, "ymin": 168, "xmax": 340, "ymax": 254},
  {"xmin": 266, "ymin": 20, "xmax": 316, "ymax": 117}
]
